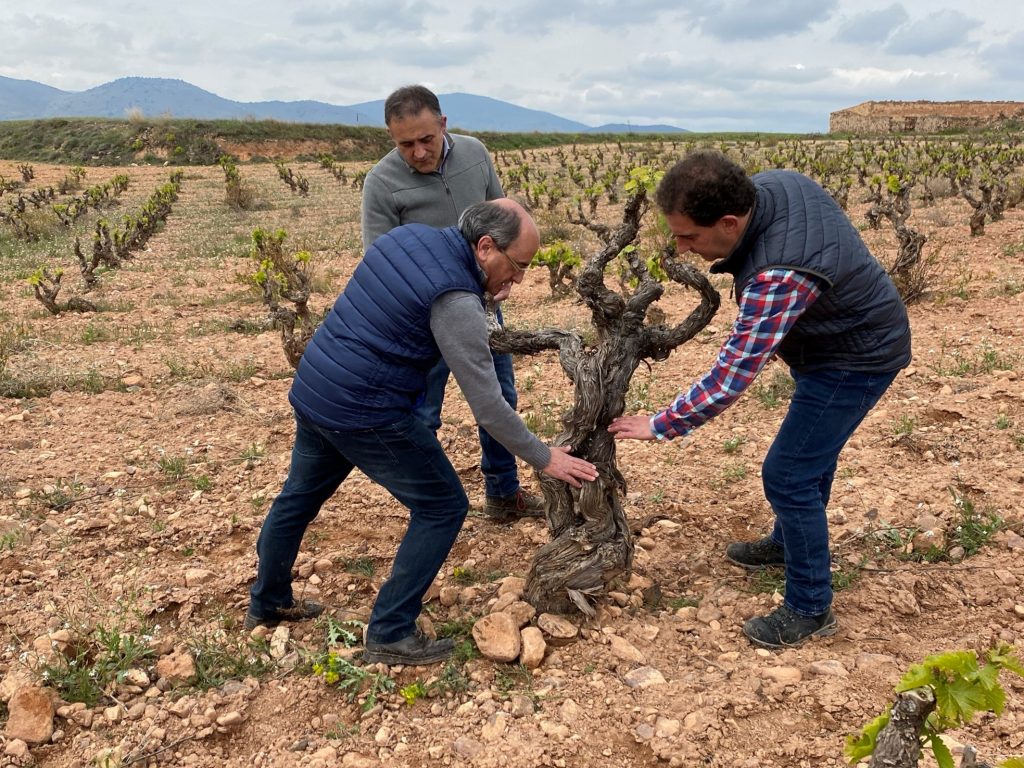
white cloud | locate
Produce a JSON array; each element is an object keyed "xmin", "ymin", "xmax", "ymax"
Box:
[
  {"xmin": 833, "ymin": 4, "xmax": 909, "ymax": 45},
  {"xmin": 885, "ymin": 9, "xmax": 981, "ymax": 55},
  {"xmin": 1, "ymin": 0, "xmax": 1021, "ymax": 133}
]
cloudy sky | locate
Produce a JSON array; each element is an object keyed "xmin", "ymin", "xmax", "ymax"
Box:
[{"xmin": 2, "ymin": 1, "xmax": 1021, "ymax": 132}]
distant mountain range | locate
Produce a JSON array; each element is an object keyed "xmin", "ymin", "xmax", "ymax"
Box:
[{"xmin": 0, "ymin": 76, "xmax": 687, "ymax": 134}]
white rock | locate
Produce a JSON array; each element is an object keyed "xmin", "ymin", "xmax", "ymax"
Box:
[
  {"xmin": 519, "ymin": 626, "xmax": 546, "ymax": 669},
  {"xmin": 472, "ymin": 613, "xmax": 521, "ymax": 662},
  {"xmin": 608, "ymin": 634, "xmax": 647, "ymax": 664},
  {"xmin": 623, "ymin": 666, "xmax": 667, "ymax": 688}
]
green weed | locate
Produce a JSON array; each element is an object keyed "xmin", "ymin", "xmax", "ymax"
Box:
[
  {"xmin": 187, "ymin": 632, "xmax": 273, "ymax": 690},
  {"xmin": 751, "ymin": 367, "xmax": 794, "ymax": 409},
  {"xmin": 722, "ymin": 436, "xmax": 745, "ymax": 454},
  {"xmin": 343, "ymin": 556, "xmax": 375, "ymax": 578},
  {"xmin": 892, "ymin": 414, "xmax": 917, "ymax": 437}
]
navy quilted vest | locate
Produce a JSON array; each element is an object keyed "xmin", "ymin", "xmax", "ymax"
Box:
[
  {"xmin": 711, "ymin": 171, "xmax": 911, "ymax": 373},
  {"xmin": 289, "ymin": 224, "xmax": 483, "ymax": 429}
]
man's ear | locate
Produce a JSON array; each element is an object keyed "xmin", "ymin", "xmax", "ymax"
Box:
[
  {"xmin": 718, "ymin": 214, "xmax": 742, "ymax": 234},
  {"xmin": 439, "ymin": 115, "xmax": 448, "ymax": 133}
]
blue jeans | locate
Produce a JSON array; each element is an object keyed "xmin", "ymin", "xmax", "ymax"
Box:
[
  {"xmin": 762, "ymin": 368, "xmax": 899, "ymax": 617},
  {"xmin": 415, "ymin": 308, "xmax": 520, "ymax": 499},
  {"xmin": 249, "ymin": 412, "xmax": 468, "ymax": 644}
]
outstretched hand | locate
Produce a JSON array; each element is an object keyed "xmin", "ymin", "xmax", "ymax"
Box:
[
  {"xmin": 607, "ymin": 414, "xmax": 657, "ymax": 441},
  {"xmin": 541, "ymin": 445, "xmax": 598, "ymax": 488}
]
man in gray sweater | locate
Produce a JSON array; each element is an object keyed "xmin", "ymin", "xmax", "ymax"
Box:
[{"xmin": 362, "ymin": 85, "xmax": 542, "ymax": 521}]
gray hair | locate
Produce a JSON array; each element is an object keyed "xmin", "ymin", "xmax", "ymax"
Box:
[
  {"xmin": 458, "ymin": 201, "xmax": 521, "ymax": 249},
  {"xmin": 384, "ymin": 85, "xmax": 442, "ymax": 125}
]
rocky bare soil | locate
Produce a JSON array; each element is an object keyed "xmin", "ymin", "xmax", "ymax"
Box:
[{"xmin": 1, "ymin": 154, "xmax": 1023, "ymax": 768}]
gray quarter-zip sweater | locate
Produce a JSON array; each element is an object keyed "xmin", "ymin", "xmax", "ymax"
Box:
[{"xmin": 361, "ymin": 133, "xmax": 503, "ymax": 250}]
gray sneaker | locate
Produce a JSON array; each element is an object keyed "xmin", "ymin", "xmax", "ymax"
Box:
[
  {"xmin": 743, "ymin": 605, "xmax": 837, "ymax": 649},
  {"xmin": 362, "ymin": 629, "xmax": 455, "ymax": 666},
  {"xmin": 726, "ymin": 535, "xmax": 785, "ymax": 570}
]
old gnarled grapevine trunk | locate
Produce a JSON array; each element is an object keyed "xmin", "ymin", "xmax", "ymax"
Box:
[{"xmin": 491, "ymin": 186, "xmax": 720, "ymax": 615}]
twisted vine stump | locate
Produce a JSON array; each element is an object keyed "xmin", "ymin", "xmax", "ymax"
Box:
[
  {"xmin": 491, "ymin": 187, "xmax": 719, "ymax": 614},
  {"xmin": 867, "ymin": 687, "xmax": 935, "ymax": 767}
]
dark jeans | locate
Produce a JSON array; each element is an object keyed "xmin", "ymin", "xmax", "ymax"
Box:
[
  {"xmin": 249, "ymin": 412, "xmax": 468, "ymax": 644},
  {"xmin": 415, "ymin": 308, "xmax": 520, "ymax": 499},
  {"xmin": 762, "ymin": 368, "xmax": 899, "ymax": 617}
]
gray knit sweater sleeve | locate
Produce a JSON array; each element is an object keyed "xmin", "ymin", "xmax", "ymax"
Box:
[
  {"xmin": 430, "ymin": 292, "xmax": 551, "ymax": 470},
  {"xmin": 361, "ymin": 169, "xmax": 400, "ymax": 251}
]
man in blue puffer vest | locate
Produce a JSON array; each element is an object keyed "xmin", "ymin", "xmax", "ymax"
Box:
[
  {"xmin": 610, "ymin": 151, "xmax": 911, "ymax": 649},
  {"xmin": 247, "ymin": 199, "xmax": 598, "ymax": 666}
]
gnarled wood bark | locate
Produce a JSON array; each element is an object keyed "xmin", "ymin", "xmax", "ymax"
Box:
[
  {"xmin": 491, "ymin": 187, "xmax": 720, "ymax": 614},
  {"xmin": 867, "ymin": 687, "xmax": 935, "ymax": 768}
]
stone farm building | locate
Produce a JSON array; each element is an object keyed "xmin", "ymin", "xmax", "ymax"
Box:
[{"xmin": 829, "ymin": 101, "xmax": 1024, "ymax": 134}]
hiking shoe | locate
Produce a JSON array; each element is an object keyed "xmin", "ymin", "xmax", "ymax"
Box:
[
  {"xmin": 726, "ymin": 536, "xmax": 785, "ymax": 570},
  {"xmin": 483, "ymin": 490, "xmax": 545, "ymax": 521},
  {"xmin": 243, "ymin": 599, "xmax": 324, "ymax": 630},
  {"xmin": 743, "ymin": 604, "xmax": 838, "ymax": 649},
  {"xmin": 362, "ymin": 629, "xmax": 455, "ymax": 666}
]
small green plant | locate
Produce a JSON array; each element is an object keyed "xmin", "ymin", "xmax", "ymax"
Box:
[
  {"xmin": 399, "ymin": 680, "xmax": 427, "ymax": 706},
  {"xmin": 751, "ymin": 367, "xmax": 795, "ymax": 409},
  {"xmin": 0, "ymin": 531, "xmax": 22, "ymax": 552},
  {"xmin": 80, "ymin": 323, "xmax": 113, "ymax": 344},
  {"xmin": 35, "ymin": 478, "xmax": 86, "ymax": 511},
  {"xmin": 532, "ymin": 240, "xmax": 580, "ymax": 297},
  {"xmin": 192, "ymin": 474, "xmax": 213, "ymax": 491},
  {"xmin": 310, "ymin": 620, "xmax": 395, "ymax": 710},
  {"xmin": 343, "ymin": 556, "xmax": 375, "ymax": 578},
  {"xmin": 845, "ymin": 644, "xmax": 1024, "ymax": 768},
  {"xmin": 40, "ymin": 626, "xmax": 156, "ymax": 706},
  {"xmin": 494, "ymin": 663, "xmax": 534, "ymax": 694},
  {"xmin": 240, "ymin": 443, "xmax": 265, "ymax": 461},
  {"xmin": 948, "ymin": 486, "xmax": 1003, "ymax": 557},
  {"xmin": 158, "ymin": 455, "xmax": 188, "ymax": 479},
  {"xmin": 668, "ymin": 596, "xmax": 700, "ymax": 610},
  {"xmin": 746, "ymin": 570, "xmax": 786, "ymax": 595},
  {"xmin": 720, "ymin": 463, "xmax": 747, "ymax": 484},
  {"xmin": 892, "ymin": 414, "xmax": 917, "ymax": 437},
  {"xmin": 188, "ymin": 631, "xmax": 272, "ymax": 690},
  {"xmin": 451, "ymin": 566, "xmax": 479, "ymax": 586},
  {"xmin": 995, "ymin": 413, "xmax": 1012, "ymax": 430},
  {"xmin": 831, "ymin": 561, "xmax": 863, "ymax": 591},
  {"xmin": 722, "ymin": 436, "xmax": 745, "ymax": 454}
]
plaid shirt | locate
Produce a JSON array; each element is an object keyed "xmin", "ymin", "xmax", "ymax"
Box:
[{"xmin": 650, "ymin": 269, "xmax": 824, "ymax": 440}]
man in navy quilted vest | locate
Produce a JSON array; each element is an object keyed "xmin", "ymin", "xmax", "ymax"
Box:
[
  {"xmin": 362, "ymin": 84, "xmax": 544, "ymax": 523},
  {"xmin": 246, "ymin": 199, "xmax": 598, "ymax": 665},
  {"xmin": 609, "ymin": 151, "xmax": 911, "ymax": 649}
]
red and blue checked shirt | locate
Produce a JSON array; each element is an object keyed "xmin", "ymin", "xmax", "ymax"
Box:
[{"xmin": 650, "ymin": 269, "xmax": 825, "ymax": 440}]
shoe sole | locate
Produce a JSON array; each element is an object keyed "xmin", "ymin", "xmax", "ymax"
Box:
[
  {"xmin": 725, "ymin": 554, "xmax": 786, "ymax": 571},
  {"xmin": 361, "ymin": 649, "xmax": 453, "ymax": 666},
  {"xmin": 744, "ymin": 620, "xmax": 839, "ymax": 650},
  {"xmin": 243, "ymin": 609, "xmax": 324, "ymax": 631}
]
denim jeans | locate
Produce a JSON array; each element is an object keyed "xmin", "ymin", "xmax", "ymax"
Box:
[
  {"xmin": 249, "ymin": 412, "xmax": 468, "ymax": 644},
  {"xmin": 762, "ymin": 368, "xmax": 899, "ymax": 617},
  {"xmin": 414, "ymin": 308, "xmax": 520, "ymax": 499}
]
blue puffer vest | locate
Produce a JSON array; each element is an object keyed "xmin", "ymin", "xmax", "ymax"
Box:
[
  {"xmin": 711, "ymin": 171, "xmax": 911, "ymax": 373},
  {"xmin": 289, "ymin": 224, "xmax": 483, "ymax": 429}
]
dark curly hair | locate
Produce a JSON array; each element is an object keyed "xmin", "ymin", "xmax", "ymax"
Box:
[{"xmin": 655, "ymin": 151, "xmax": 755, "ymax": 226}]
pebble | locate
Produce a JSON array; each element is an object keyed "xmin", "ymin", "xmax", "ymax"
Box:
[
  {"xmin": 808, "ymin": 660, "xmax": 849, "ymax": 677},
  {"xmin": 608, "ymin": 634, "xmax": 647, "ymax": 664},
  {"xmin": 623, "ymin": 666, "xmax": 667, "ymax": 688},
  {"xmin": 761, "ymin": 666, "xmax": 802, "ymax": 685}
]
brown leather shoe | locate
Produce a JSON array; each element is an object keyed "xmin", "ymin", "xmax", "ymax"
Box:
[{"xmin": 483, "ymin": 490, "xmax": 545, "ymax": 521}]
